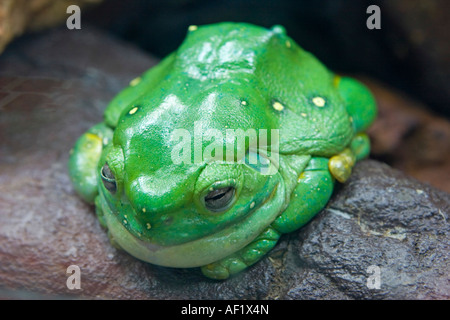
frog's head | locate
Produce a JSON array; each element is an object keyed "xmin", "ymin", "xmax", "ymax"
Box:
[{"xmin": 97, "ymin": 81, "xmax": 287, "ymax": 268}]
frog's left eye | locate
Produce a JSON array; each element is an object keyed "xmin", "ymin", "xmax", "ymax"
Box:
[
  {"xmin": 204, "ymin": 186, "xmax": 235, "ymax": 212},
  {"xmin": 101, "ymin": 163, "xmax": 117, "ymax": 194}
]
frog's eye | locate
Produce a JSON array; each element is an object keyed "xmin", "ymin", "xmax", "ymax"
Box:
[
  {"xmin": 204, "ymin": 186, "xmax": 235, "ymax": 212},
  {"xmin": 101, "ymin": 163, "xmax": 117, "ymax": 194}
]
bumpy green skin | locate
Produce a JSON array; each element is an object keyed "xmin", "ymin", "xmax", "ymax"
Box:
[{"xmin": 68, "ymin": 23, "xmax": 376, "ymax": 280}]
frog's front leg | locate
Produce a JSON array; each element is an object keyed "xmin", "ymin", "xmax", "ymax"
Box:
[
  {"xmin": 271, "ymin": 157, "xmax": 335, "ymax": 234},
  {"xmin": 201, "ymin": 227, "xmax": 281, "ymax": 280},
  {"xmin": 201, "ymin": 157, "xmax": 335, "ymax": 279},
  {"xmin": 68, "ymin": 122, "xmax": 113, "ymax": 204}
]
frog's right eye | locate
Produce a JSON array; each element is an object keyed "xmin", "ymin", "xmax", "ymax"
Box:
[
  {"xmin": 101, "ymin": 163, "xmax": 117, "ymax": 194},
  {"xmin": 204, "ymin": 186, "xmax": 236, "ymax": 213}
]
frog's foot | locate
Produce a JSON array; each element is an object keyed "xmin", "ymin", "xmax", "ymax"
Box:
[
  {"xmin": 328, "ymin": 148, "xmax": 355, "ymax": 183},
  {"xmin": 272, "ymin": 157, "xmax": 334, "ymax": 234},
  {"xmin": 328, "ymin": 133, "xmax": 370, "ymax": 183},
  {"xmin": 68, "ymin": 122, "xmax": 113, "ymax": 203},
  {"xmin": 201, "ymin": 227, "xmax": 280, "ymax": 280}
]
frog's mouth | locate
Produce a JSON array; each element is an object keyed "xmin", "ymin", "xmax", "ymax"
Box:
[{"xmin": 100, "ymin": 180, "xmax": 285, "ymax": 268}]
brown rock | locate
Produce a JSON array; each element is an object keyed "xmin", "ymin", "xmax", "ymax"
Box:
[{"xmin": 362, "ymin": 78, "xmax": 450, "ymax": 193}]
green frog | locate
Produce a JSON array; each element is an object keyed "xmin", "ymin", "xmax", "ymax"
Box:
[{"xmin": 68, "ymin": 22, "xmax": 376, "ymax": 279}]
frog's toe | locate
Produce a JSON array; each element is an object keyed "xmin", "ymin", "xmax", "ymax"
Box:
[
  {"xmin": 201, "ymin": 258, "xmax": 245, "ymax": 280},
  {"xmin": 201, "ymin": 263, "xmax": 228, "ymax": 280},
  {"xmin": 328, "ymin": 148, "xmax": 356, "ymax": 183},
  {"xmin": 201, "ymin": 227, "xmax": 280, "ymax": 280}
]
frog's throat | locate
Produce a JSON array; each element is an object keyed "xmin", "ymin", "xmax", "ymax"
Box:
[{"xmin": 101, "ymin": 180, "xmax": 286, "ymax": 268}]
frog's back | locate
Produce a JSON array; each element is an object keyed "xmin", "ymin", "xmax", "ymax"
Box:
[
  {"xmin": 174, "ymin": 22, "xmax": 275, "ymax": 81},
  {"xmin": 174, "ymin": 22, "xmax": 354, "ymax": 156},
  {"xmin": 106, "ymin": 22, "xmax": 354, "ymax": 157}
]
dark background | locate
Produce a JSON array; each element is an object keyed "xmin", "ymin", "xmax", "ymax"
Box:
[{"xmin": 84, "ymin": 0, "xmax": 450, "ymax": 119}]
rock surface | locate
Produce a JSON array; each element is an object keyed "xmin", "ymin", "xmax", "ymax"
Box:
[
  {"xmin": 0, "ymin": 26, "xmax": 448, "ymax": 300},
  {"xmin": 364, "ymin": 77, "xmax": 450, "ymax": 193}
]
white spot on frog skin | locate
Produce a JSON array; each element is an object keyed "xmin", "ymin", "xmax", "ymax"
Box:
[
  {"xmin": 300, "ymin": 113, "xmax": 307, "ymax": 117},
  {"xmin": 188, "ymin": 25, "xmax": 198, "ymax": 31},
  {"xmin": 272, "ymin": 101, "xmax": 284, "ymax": 111},
  {"xmin": 241, "ymin": 100, "xmax": 247, "ymax": 106},
  {"xmin": 129, "ymin": 106, "xmax": 138, "ymax": 115},
  {"xmin": 142, "ymin": 208, "xmax": 146, "ymax": 213},
  {"xmin": 129, "ymin": 77, "xmax": 141, "ymax": 87},
  {"xmin": 250, "ymin": 202, "xmax": 255, "ymax": 209},
  {"xmin": 123, "ymin": 219, "xmax": 128, "ymax": 225},
  {"xmin": 103, "ymin": 137, "xmax": 109, "ymax": 145},
  {"xmin": 285, "ymin": 40, "xmax": 291, "ymax": 48},
  {"xmin": 312, "ymin": 96, "xmax": 326, "ymax": 107},
  {"xmin": 146, "ymin": 223, "xmax": 152, "ymax": 230},
  {"xmin": 416, "ymin": 189, "xmax": 424, "ymax": 195}
]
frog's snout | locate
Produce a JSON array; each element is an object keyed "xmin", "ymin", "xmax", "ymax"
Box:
[{"xmin": 126, "ymin": 175, "xmax": 191, "ymax": 216}]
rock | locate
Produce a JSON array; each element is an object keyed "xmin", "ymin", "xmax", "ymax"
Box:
[
  {"xmin": 363, "ymin": 77, "xmax": 450, "ymax": 193},
  {"xmin": 0, "ymin": 26, "xmax": 448, "ymax": 300},
  {"xmin": 0, "ymin": 0, "xmax": 103, "ymax": 54},
  {"xmin": 284, "ymin": 160, "xmax": 449, "ymax": 299}
]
